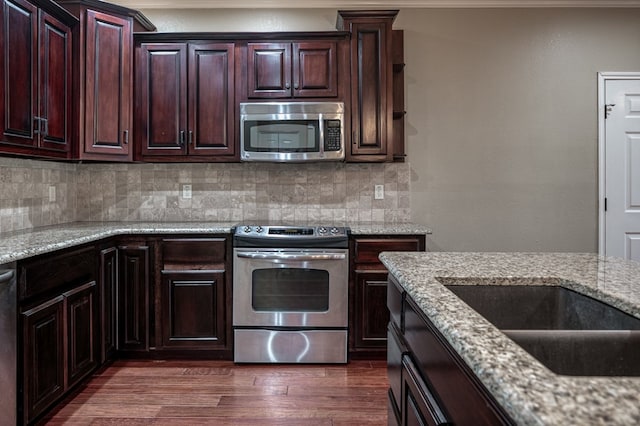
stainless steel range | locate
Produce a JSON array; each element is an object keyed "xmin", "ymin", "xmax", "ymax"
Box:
[{"xmin": 232, "ymin": 224, "xmax": 349, "ymax": 363}]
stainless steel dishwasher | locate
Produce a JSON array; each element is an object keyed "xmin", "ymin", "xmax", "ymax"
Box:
[{"xmin": 0, "ymin": 263, "xmax": 16, "ymax": 425}]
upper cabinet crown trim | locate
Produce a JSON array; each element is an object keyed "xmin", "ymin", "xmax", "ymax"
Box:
[{"xmin": 56, "ymin": 0, "xmax": 156, "ymax": 30}]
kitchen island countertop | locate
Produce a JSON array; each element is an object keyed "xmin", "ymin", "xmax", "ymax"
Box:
[
  {"xmin": 379, "ymin": 251, "xmax": 640, "ymax": 426},
  {"xmin": 0, "ymin": 221, "xmax": 432, "ymax": 264}
]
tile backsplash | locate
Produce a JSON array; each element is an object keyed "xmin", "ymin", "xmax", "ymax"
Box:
[
  {"xmin": 1, "ymin": 158, "xmax": 411, "ymax": 233},
  {"xmin": 0, "ymin": 157, "xmax": 77, "ymax": 233}
]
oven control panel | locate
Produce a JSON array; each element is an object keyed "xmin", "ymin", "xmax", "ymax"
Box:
[{"xmin": 235, "ymin": 225, "xmax": 348, "ymax": 238}]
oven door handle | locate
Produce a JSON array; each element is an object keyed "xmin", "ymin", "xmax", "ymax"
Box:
[{"xmin": 236, "ymin": 252, "xmax": 346, "ymax": 261}]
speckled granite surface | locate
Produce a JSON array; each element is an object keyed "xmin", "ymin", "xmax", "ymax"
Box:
[
  {"xmin": 379, "ymin": 252, "xmax": 640, "ymax": 426},
  {"xmin": 0, "ymin": 222, "xmax": 238, "ymax": 264},
  {"xmin": 0, "ymin": 221, "xmax": 432, "ymax": 264},
  {"xmin": 348, "ymin": 222, "xmax": 432, "ymax": 235}
]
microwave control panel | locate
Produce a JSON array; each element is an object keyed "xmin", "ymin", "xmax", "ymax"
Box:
[{"xmin": 324, "ymin": 120, "xmax": 342, "ymax": 152}]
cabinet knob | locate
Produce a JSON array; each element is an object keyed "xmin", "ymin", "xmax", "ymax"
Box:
[
  {"xmin": 179, "ymin": 130, "xmax": 185, "ymax": 147},
  {"xmin": 285, "ymin": 83, "xmax": 290, "ymax": 89},
  {"xmin": 123, "ymin": 130, "xmax": 129, "ymax": 144}
]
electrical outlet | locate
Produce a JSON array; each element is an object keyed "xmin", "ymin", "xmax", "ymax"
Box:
[
  {"xmin": 374, "ymin": 185, "xmax": 384, "ymax": 200},
  {"xmin": 182, "ymin": 184, "xmax": 192, "ymax": 199},
  {"xmin": 48, "ymin": 186, "xmax": 56, "ymax": 202}
]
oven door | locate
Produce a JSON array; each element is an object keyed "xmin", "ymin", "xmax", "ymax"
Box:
[{"xmin": 233, "ymin": 248, "xmax": 348, "ymax": 328}]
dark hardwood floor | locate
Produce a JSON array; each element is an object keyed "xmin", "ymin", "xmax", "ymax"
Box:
[{"xmin": 43, "ymin": 360, "xmax": 389, "ymax": 425}]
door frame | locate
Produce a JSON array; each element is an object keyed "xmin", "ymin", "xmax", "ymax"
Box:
[{"xmin": 597, "ymin": 72, "xmax": 640, "ymax": 255}]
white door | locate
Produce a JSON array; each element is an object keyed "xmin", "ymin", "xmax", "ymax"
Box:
[{"xmin": 603, "ymin": 77, "xmax": 640, "ymax": 260}]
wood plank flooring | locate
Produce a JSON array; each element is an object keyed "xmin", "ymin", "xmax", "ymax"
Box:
[{"xmin": 42, "ymin": 360, "xmax": 389, "ymax": 425}]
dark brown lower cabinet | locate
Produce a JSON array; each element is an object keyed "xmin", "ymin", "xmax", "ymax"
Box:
[
  {"xmin": 354, "ymin": 270, "xmax": 389, "ymax": 349},
  {"xmin": 387, "ymin": 274, "xmax": 514, "ymax": 426},
  {"xmin": 118, "ymin": 244, "xmax": 150, "ymax": 352},
  {"xmin": 22, "ymin": 296, "xmax": 65, "ymax": 424},
  {"xmin": 401, "ymin": 355, "xmax": 450, "ymax": 426},
  {"xmin": 160, "ymin": 270, "xmax": 226, "ymax": 349},
  {"xmin": 65, "ymin": 281, "xmax": 99, "ymax": 388},
  {"xmin": 350, "ymin": 235, "xmax": 425, "ymax": 357},
  {"xmin": 99, "ymin": 246, "xmax": 118, "ymax": 362},
  {"xmin": 387, "ymin": 323, "xmax": 406, "ymax": 426},
  {"xmin": 21, "ymin": 280, "xmax": 98, "ymax": 424},
  {"xmin": 156, "ymin": 236, "xmax": 232, "ymax": 357}
]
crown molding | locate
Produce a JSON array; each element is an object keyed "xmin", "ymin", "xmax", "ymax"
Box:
[{"xmin": 107, "ymin": 0, "xmax": 640, "ymax": 8}]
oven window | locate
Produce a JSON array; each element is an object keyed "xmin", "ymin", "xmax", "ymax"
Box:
[
  {"xmin": 244, "ymin": 120, "xmax": 319, "ymax": 152},
  {"xmin": 251, "ymin": 268, "xmax": 329, "ymax": 312}
]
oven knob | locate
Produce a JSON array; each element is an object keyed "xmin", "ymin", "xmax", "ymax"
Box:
[
  {"xmin": 318, "ymin": 227, "xmax": 327, "ymax": 234},
  {"xmin": 256, "ymin": 226, "xmax": 264, "ymax": 233},
  {"xmin": 331, "ymin": 227, "xmax": 340, "ymax": 234},
  {"xmin": 243, "ymin": 226, "xmax": 252, "ymax": 233}
]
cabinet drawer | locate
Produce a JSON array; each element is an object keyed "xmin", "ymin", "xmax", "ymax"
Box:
[
  {"xmin": 388, "ymin": 322, "xmax": 407, "ymax": 418},
  {"xmin": 19, "ymin": 246, "xmax": 96, "ymax": 301},
  {"xmin": 162, "ymin": 238, "xmax": 227, "ymax": 269},
  {"xmin": 353, "ymin": 237, "xmax": 423, "ymax": 264},
  {"xmin": 402, "ymin": 354, "xmax": 451, "ymax": 426},
  {"xmin": 404, "ymin": 297, "xmax": 512, "ymax": 425}
]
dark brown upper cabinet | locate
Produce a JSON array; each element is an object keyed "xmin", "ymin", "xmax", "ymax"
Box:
[
  {"xmin": 337, "ymin": 10, "xmax": 399, "ymax": 162},
  {"xmin": 134, "ymin": 42, "xmax": 236, "ymax": 161},
  {"xmin": 247, "ymin": 41, "xmax": 338, "ymax": 99},
  {"xmin": 57, "ymin": 0, "xmax": 155, "ymax": 162},
  {"xmin": 0, "ymin": 0, "xmax": 75, "ymax": 159}
]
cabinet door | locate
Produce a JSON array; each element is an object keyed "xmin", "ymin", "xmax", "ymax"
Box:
[
  {"xmin": 0, "ymin": 0, "xmax": 38, "ymax": 148},
  {"xmin": 247, "ymin": 42, "xmax": 291, "ymax": 98},
  {"xmin": 99, "ymin": 247, "xmax": 118, "ymax": 362},
  {"xmin": 348, "ymin": 21, "xmax": 393, "ymax": 161},
  {"xmin": 350, "ymin": 236, "xmax": 425, "ymax": 355},
  {"xmin": 188, "ymin": 43, "xmax": 235, "ymax": 156},
  {"xmin": 137, "ymin": 43, "xmax": 187, "ymax": 156},
  {"xmin": 64, "ymin": 281, "xmax": 99, "ymax": 388},
  {"xmin": 293, "ymin": 41, "xmax": 337, "ymax": 98},
  {"xmin": 22, "ymin": 296, "xmax": 65, "ymax": 424},
  {"xmin": 38, "ymin": 11, "xmax": 72, "ymax": 153},
  {"xmin": 354, "ymin": 270, "xmax": 389, "ymax": 349},
  {"xmin": 83, "ymin": 10, "xmax": 132, "ymax": 158},
  {"xmin": 160, "ymin": 270, "xmax": 226, "ymax": 349},
  {"xmin": 118, "ymin": 245, "xmax": 149, "ymax": 352}
]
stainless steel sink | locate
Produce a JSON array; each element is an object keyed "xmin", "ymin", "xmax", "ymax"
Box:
[
  {"xmin": 444, "ymin": 284, "xmax": 640, "ymax": 376},
  {"xmin": 503, "ymin": 329, "xmax": 640, "ymax": 376}
]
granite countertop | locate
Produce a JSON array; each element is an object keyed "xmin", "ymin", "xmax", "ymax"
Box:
[
  {"xmin": 0, "ymin": 221, "xmax": 432, "ymax": 264},
  {"xmin": 379, "ymin": 252, "xmax": 640, "ymax": 426}
]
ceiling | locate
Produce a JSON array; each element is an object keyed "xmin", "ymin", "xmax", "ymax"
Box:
[{"xmin": 108, "ymin": 0, "xmax": 640, "ymax": 8}]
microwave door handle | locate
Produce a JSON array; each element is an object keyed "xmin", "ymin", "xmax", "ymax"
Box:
[
  {"xmin": 319, "ymin": 113, "xmax": 324, "ymax": 155},
  {"xmin": 236, "ymin": 252, "xmax": 346, "ymax": 261}
]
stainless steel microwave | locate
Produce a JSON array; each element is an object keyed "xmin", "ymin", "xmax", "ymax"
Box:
[{"xmin": 240, "ymin": 102, "xmax": 345, "ymax": 162}]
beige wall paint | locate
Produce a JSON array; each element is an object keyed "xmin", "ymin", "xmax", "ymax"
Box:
[
  {"xmin": 142, "ymin": 7, "xmax": 640, "ymax": 252},
  {"xmin": 397, "ymin": 8, "xmax": 640, "ymax": 252}
]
